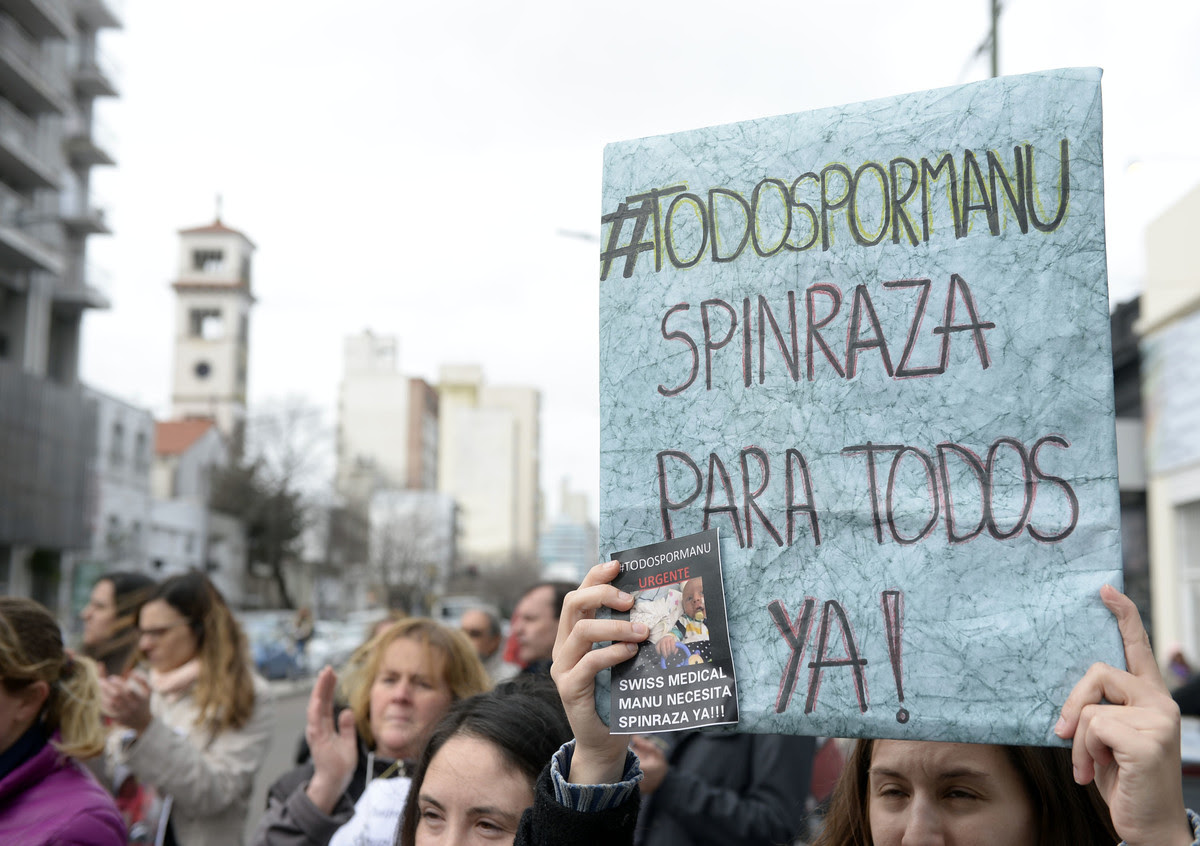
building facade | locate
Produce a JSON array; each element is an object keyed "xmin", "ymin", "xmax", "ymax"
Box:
[
  {"xmin": 336, "ymin": 330, "xmax": 438, "ymax": 501},
  {"xmin": 0, "ymin": 0, "xmax": 120, "ymax": 615},
  {"xmin": 1138, "ymin": 183, "xmax": 1200, "ymax": 661},
  {"xmin": 437, "ymin": 364, "xmax": 540, "ymax": 568}
]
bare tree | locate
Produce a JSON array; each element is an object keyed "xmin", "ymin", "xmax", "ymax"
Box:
[
  {"xmin": 369, "ymin": 491, "xmax": 454, "ymax": 614},
  {"xmin": 212, "ymin": 396, "xmax": 333, "ymax": 608}
]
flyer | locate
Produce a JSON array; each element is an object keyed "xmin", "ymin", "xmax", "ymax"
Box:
[{"xmin": 609, "ymin": 528, "xmax": 739, "ymax": 733}]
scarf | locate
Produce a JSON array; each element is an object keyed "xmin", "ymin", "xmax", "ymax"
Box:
[{"xmin": 149, "ymin": 658, "xmax": 201, "ymax": 702}]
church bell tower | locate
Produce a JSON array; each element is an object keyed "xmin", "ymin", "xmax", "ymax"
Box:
[{"xmin": 169, "ymin": 216, "xmax": 255, "ymax": 456}]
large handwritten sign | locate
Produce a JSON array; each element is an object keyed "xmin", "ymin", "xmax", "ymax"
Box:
[{"xmin": 597, "ymin": 68, "xmax": 1124, "ymax": 745}]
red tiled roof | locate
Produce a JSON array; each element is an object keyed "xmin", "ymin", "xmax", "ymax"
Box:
[
  {"xmin": 178, "ymin": 218, "xmax": 256, "ymax": 246},
  {"xmin": 155, "ymin": 418, "xmax": 216, "ymax": 456}
]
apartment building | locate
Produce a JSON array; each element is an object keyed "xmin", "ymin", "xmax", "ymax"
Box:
[{"xmin": 0, "ymin": 0, "xmax": 120, "ymax": 614}]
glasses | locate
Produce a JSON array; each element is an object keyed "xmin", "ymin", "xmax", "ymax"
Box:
[
  {"xmin": 137, "ymin": 621, "xmax": 189, "ymax": 640},
  {"xmin": 462, "ymin": 628, "xmax": 489, "ymax": 638}
]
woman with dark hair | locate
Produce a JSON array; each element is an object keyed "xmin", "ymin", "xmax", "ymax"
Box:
[
  {"xmin": 253, "ymin": 617, "xmax": 491, "ymax": 846},
  {"xmin": 0, "ymin": 596, "xmax": 125, "ymax": 846},
  {"xmin": 525, "ymin": 561, "xmax": 1197, "ymax": 846},
  {"xmin": 399, "ymin": 675, "xmax": 572, "ymax": 846},
  {"xmin": 100, "ymin": 570, "xmax": 273, "ymax": 846},
  {"xmin": 81, "ymin": 570, "xmax": 156, "ymax": 677}
]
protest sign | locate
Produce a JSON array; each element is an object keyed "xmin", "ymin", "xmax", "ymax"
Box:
[{"xmin": 597, "ymin": 68, "xmax": 1124, "ymax": 745}]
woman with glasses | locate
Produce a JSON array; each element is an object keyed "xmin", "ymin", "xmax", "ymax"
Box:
[{"xmin": 100, "ymin": 570, "xmax": 274, "ymax": 846}]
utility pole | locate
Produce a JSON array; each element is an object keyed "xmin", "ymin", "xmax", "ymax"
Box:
[{"xmin": 990, "ymin": 0, "xmax": 1001, "ymax": 77}]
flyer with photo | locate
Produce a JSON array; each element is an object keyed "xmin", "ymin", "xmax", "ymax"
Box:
[{"xmin": 609, "ymin": 528, "xmax": 739, "ymax": 733}]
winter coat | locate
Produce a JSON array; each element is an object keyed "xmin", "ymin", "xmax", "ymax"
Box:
[
  {"xmin": 108, "ymin": 674, "xmax": 273, "ymax": 846},
  {"xmin": 0, "ymin": 736, "xmax": 125, "ymax": 846},
  {"xmin": 514, "ymin": 759, "xmax": 639, "ymax": 846},
  {"xmin": 251, "ymin": 732, "xmax": 409, "ymax": 846},
  {"xmin": 634, "ymin": 731, "xmax": 815, "ymax": 846}
]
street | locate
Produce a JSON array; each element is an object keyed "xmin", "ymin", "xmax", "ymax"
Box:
[{"xmin": 246, "ymin": 683, "xmax": 311, "ymax": 841}]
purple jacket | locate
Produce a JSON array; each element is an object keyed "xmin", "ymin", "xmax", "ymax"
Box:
[{"xmin": 0, "ymin": 739, "xmax": 125, "ymax": 846}]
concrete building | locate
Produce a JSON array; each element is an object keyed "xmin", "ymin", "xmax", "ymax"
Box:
[
  {"xmin": 538, "ymin": 479, "xmax": 598, "ymax": 585},
  {"xmin": 437, "ymin": 364, "xmax": 540, "ymax": 568},
  {"xmin": 0, "ymin": 0, "xmax": 121, "ymax": 615},
  {"xmin": 62, "ymin": 388, "xmax": 154, "ymax": 624},
  {"xmin": 1138, "ymin": 183, "xmax": 1200, "ymax": 661},
  {"xmin": 335, "ymin": 330, "xmax": 438, "ymax": 502},
  {"xmin": 169, "ymin": 218, "xmax": 255, "ymax": 455},
  {"xmin": 149, "ymin": 418, "xmax": 246, "ymax": 605}
]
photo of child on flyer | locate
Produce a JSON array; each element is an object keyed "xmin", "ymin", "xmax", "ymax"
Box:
[{"xmin": 630, "ymin": 576, "xmax": 713, "ymax": 671}]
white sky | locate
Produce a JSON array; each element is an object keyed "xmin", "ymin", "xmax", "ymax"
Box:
[{"xmin": 81, "ymin": 0, "xmax": 1200, "ymax": 520}]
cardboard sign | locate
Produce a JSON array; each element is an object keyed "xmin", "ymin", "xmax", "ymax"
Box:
[{"xmin": 597, "ymin": 68, "xmax": 1124, "ymax": 745}]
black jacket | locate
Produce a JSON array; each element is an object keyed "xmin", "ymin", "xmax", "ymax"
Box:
[{"xmin": 634, "ymin": 732, "xmax": 815, "ymax": 846}]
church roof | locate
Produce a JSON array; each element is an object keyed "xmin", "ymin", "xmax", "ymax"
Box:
[
  {"xmin": 155, "ymin": 418, "xmax": 218, "ymax": 456},
  {"xmin": 178, "ymin": 218, "xmax": 256, "ymax": 247}
]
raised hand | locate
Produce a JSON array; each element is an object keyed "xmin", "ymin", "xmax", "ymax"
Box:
[
  {"xmin": 99, "ymin": 671, "xmax": 152, "ymax": 734},
  {"xmin": 1055, "ymin": 585, "xmax": 1192, "ymax": 846},
  {"xmin": 304, "ymin": 665, "xmax": 359, "ymax": 814},
  {"xmin": 550, "ymin": 560, "xmax": 648, "ymax": 785}
]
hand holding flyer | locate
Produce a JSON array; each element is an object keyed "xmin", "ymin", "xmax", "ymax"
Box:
[{"xmin": 608, "ymin": 529, "xmax": 739, "ymax": 733}]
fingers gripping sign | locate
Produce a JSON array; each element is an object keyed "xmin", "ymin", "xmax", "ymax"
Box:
[
  {"xmin": 551, "ymin": 560, "xmax": 649, "ymax": 785},
  {"xmin": 1055, "ymin": 586, "xmax": 1192, "ymax": 846}
]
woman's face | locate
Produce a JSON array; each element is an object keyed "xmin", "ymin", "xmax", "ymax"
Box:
[
  {"xmin": 369, "ymin": 637, "xmax": 454, "ymax": 760},
  {"xmin": 414, "ymin": 734, "xmax": 534, "ymax": 846},
  {"xmin": 80, "ymin": 580, "xmax": 117, "ymax": 647},
  {"xmin": 867, "ymin": 740, "xmax": 1036, "ymax": 846},
  {"xmin": 137, "ymin": 599, "xmax": 200, "ymax": 673}
]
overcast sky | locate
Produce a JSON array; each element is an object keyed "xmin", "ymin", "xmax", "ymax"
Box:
[{"xmin": 81, "ymin": 0, "xmax": 1200, "ymax": 519}]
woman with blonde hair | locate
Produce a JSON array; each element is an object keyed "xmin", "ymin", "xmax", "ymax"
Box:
[
  {"xmin": 253, "ymin": 616, "xmax": 490, "ymax": 846},
  {"xmin": 100, "ymin": 570, "xmax": 273, "ymax": 846},
  {"xmin": 0, "ymin": 596, "xmax": 125, "ymax": 845}
]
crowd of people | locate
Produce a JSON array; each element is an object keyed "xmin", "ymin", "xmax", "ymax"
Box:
[{"xmin": 0, "ymin": 566, "xmax": 1195, "ymax": 846}]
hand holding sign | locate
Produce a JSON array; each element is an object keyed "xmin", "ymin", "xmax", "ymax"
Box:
[{"xmin": 1056, "ymin": 586, "xmax": 1192, "ymax": 846}]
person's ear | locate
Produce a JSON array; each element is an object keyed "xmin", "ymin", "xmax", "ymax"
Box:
[{"xmin": 17, "ymin": 680, "xmax": 50, "ymax": 723}]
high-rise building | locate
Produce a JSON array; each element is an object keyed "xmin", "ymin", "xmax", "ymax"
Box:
[
  {"xmin": 169, "ymin": 218, "xmax": 255, "ymax": 455},
  {"xmin": 0, "ymin": 0, "xmax": 121, "ymax": 612},
  {"xmin": 437, "ymin": 364, "xmax": 540, "ymax": 567},
  {"xmin": 336, "ymin": 330, "xmax": 438, "ymax": 502}
]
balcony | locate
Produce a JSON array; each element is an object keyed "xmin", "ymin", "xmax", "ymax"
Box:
[
  {"xmin": 0, "ymin": 97, "xmax": 59, "ymax": 188},
  {"xmin": 0, "ymin": 186, "xmax": 61, "ymax": 273},
  {"xmin": 0, "ymin": 358, "xmax": 96, "ymax": 548},
  {"xmin": 68, "ymin": 39, "xmax": 120, "ymax": 99},
  {"xmin": 0, "ymin": 181, "xmax": 61, "ymax": 272},
  {"xmin": 3, "ymin": 0, "xmax": 71, "ymax": 40},
  {"xmin": 63, "ymin": 111, "xmax": 115, "ymax": 167},
  {"xmin": 59, "ymin": 196, "xmax": 109, "ymax": 235},
  {"xmin": 72, "ymin": 0, "xmax": 123, "ymax": 31},
  {"xmin": 0, "ymin": 15, "xmax": 71, "ymax": 114}
]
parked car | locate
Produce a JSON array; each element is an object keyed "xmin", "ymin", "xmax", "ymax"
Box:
[
  {"xmin": 241, "ymin": 611, "xmax": 305, "ymax": 680},
  {"xmin": 304, "ymin": 619, "xmax": 361, "ymax": 673}
]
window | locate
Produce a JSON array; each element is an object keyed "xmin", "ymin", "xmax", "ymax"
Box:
[
  {"xmin": 192, "ymin": 249, "xmax": 225, "ymax": 272},
  {"xmin": 188, "ymin": 308, "xmax": 223, "ymax": 340},
  {"xmin": 110, "ymin": 421, "xmax": 125, "ymax": 466}
]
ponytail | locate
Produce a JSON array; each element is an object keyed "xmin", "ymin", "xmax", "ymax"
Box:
[
  {"xmin": 0, "ymin": 597, "xmax": 107, "ymax": 760},
  {"xmin": 50, "ymin": 652, "xmax": 107, "ymax": 759}
]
